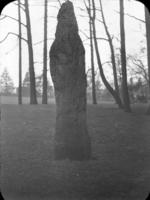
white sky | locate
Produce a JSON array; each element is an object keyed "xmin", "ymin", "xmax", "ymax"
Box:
[{"xmin": 0, "ymin": 0, "xmax": 146, "ymax": 87}]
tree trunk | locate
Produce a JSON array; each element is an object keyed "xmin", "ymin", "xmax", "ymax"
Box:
[
  {"xmin": 90, "ymin": 22, "xmax": 97, "ymax": 104},
  {"xmin": 99, "ymin": 0, "xmax": 123, "ymax": 109},
  {"xmin": 120, "ymin": 0, "xmax": 131, "ymax": 112},
  {"xmin": 18, "ymin": 0, "xmax": 22, "ymax": 105},
  {"xmin": 24, "ymin": 0, "xmax": 37, "ymax": 104},
  {"xmin": 91, "ymin": 0, "xmax": 123, "ymax": 108},
  {"xmin": 145, "ymin": 6, "xmax": 150, "ymax": 114},
  {"xmin": 42, "ymin": 0, "xmax": 48, "ymax": 104},
  {"xmin": 50, "ymin": 1, "xmax": 91, "ymax": 160},
  {"xmin": 89, "ymin": 0, "xmax": 97, "ymax": 105}
]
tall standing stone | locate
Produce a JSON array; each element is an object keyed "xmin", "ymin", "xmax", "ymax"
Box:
[{"xmin": 50, "ymin": 1, "xmax": 91, "ymax": 160}]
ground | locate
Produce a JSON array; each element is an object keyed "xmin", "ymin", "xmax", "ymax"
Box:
[{"xmin": 1, "ymin": 99, "xmax": 150, "ymax": 200}]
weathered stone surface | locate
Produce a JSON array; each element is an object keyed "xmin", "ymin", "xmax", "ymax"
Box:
[{"xmin": 50, "ymin": 1, "xmax": 91, "ymax": 160}]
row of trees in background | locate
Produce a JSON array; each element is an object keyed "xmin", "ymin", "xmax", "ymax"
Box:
[
  {"xmin": 0, "ymin": 68, "xmax": 54, "ymax": 97},
  {"xmin": 1, "ymin": 0, "xmax": 48, "ymax": 104},
  {"xmin": 85, "ymin": 0, "xmax": 150, "ymax": 113},
  {"xmin": 0, "ymin": 0, "xmax": 150, "ymax": 114}
]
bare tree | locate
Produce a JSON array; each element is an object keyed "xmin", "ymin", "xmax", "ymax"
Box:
[
  {"xmin": 145, "ymin": 6, "xmax": 150, "ymax": 114},
  {"xmin": 42, "ymin": 0, "xmax": 48, "ymax": 104},
  {"xmin": 18, "ymin": 0, "xmax": 22, "ymax": 104},
  {"xmin": 99, "ymin": 0, "xmax": 122, "ymax": 107},
  {"xmin": 24, "ymin": 0, "xmax": 37, "ymax": 104},
  {"xmin": 0, "ymin": 3, "xmax": 27, "ymax": 104},
  {"xmin": 88, "ymin": 0, "xmax": 97, "ymax": 104},
  {"xmin": 90, "ymin": 0, "xmax": 123, "ymax": 108},
  {"xmin": 129, "ymin": 57, "xmax": 148, "ymax": 84},
  {"xmin": 119, "ymin": 0, "xmax": 131, "ymax": 112}
]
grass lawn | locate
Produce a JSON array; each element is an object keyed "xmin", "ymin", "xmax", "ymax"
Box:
[
  {"xmin": 0, "ymin": 96, "xmax": 56, "ymax": 105},
  {"xmin": 1, "ymin": 103, "xmax": 150, "ymax": 200}
]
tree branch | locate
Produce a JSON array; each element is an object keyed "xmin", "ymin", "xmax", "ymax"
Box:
[
  {"xmin": 115, "ymin": 10, "xmax": 145, "ymax": 23},
  {"xmin": 13, "ymin": 2, "xmax": 25, "ymax": 11},
  {"xmin": 77, "ymin": 6, "xmax": 86, "ymax": 12},
  {"xmin": 48, "ymin": 15, "xmax": 57, "ymax": 19},
  {"xmin": 79, "ymin": 14, "xmax": 89, "ymax": 18},
  {"xmin": 131, "ymin": 59, "xmax": 148, "ymax": 82},
  {"xmin": 83, "ymin": 0, "xmax": 89, "ymax": 14},
  {"xmin": 13, "ymin": 1, "xmax": 25, "ymax": 7},
  {"xmin": 57, "ymin": 0, "xmax": 61, "ymax": 7},
  {"xmin": 79, "ymin": 29, "xmax": 89, "ymax": 38},
  {"xmin": 97, "ymin": 37, "xmax": 108, "ymax": 41},
  {"xmin": 102, "ymin": 61, "xmax": 112, "ymax": 66},
  {"xmin": 125, "ymin": 13, "xmax": 145, "ymax": 23},
  {"xmin": 0, "ymin": 32, "xmax": 27, "ymax": 43},
  {"xmin": 33, "ymin": 38, "xmax": 54, "ymax": 45},
  {"xmin": 0, "ymin": 16, "xmax": 7, "ymax": 20},
  {"xmin": 1, "ymin": 14, "xmax": 27, "ymax": 28}
]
